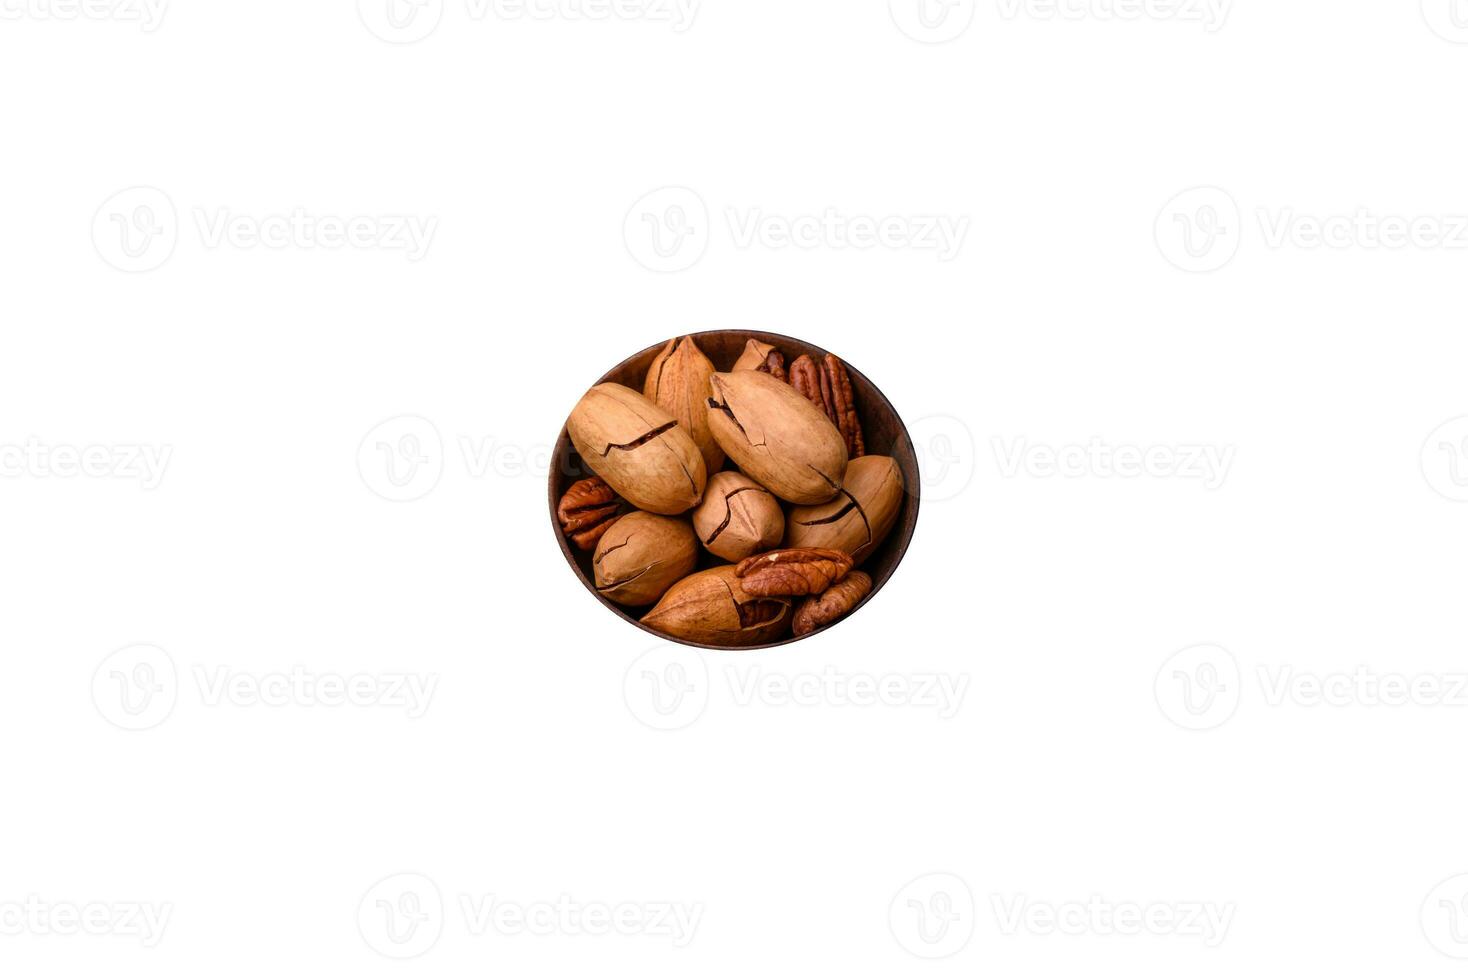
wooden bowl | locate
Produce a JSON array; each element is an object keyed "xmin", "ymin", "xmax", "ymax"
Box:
[{"xmin": 548, "ymin": 330, "xmax": 920, "ymax": 649}]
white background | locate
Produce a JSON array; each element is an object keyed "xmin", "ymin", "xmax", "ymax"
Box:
[{"xmin": 4, "ymin": 0, "xmax": 1468, "ymax": 976}]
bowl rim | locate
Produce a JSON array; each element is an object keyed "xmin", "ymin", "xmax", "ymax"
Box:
[{"xmin": 547, "ymin": 328, "xmax": 921, "ymax": 650}]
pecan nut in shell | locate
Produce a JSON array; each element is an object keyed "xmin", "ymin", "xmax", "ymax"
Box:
[{"xmin": 735, "ymin": 548, "xmax": 854, "ymax": 597}]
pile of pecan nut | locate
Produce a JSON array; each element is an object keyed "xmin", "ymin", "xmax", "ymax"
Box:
[{"xmin": 555, "ymin": 335, "xmax": 904, "ymax": 646}]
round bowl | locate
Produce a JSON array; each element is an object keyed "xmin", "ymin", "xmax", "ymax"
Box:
[{"xmin": 548, "ymin": 329, "xmax": 920, "ymax": 649}]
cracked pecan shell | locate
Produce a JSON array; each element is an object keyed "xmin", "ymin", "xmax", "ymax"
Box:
[
  {"xmin": 640, "ymin": 565, "xmax": 793, "ymax": 646},
  {"xmin": 557, "ymin": 476, "xmax": 621, "ymax": 550},
  {"xmin": 734, "ymin": 547, "xmax": 854, "ymax": 597},
  {"xmin": 792, "ymin": 571, "xmax": 873, "ymax": 637},
  {"xmin": 785, "ymin": 455, "xmax": 903, "ymax": 564},
  {"xmin": 643, "ymin": 336, "xmax": 724, "ymax": 474},
  {"xmin": 704, "ymin": 371, "xmax": 846, "ymax": 505},
  {"xmin": 567, "ymin": 383, "xmax": 707, "ymax": 515},
  {"xmin": 691, "ymin": 470, "xmax": 784, "ymax": 562},
  {"xmin": 593, "ymin": 511, "xmax": 698, "ymax": 607}
]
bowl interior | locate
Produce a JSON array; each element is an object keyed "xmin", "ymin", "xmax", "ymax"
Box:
[{"xmin": 548, "ymin": 329, "xmax": 920, "ymax": 649}]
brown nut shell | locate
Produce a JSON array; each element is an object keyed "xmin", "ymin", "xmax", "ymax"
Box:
[
  {"xmin": 567, "ymin": 383, "xmax": 706, "ymax": 515},
  {"xmin": 784, "ymin": 455, "xmax": 904, "ymax": 565},
  {"xmin": 792, "ymin": 571, "xmax": 873, "ymax": 636},
  {"xmin": 593, "ymin": 511, "xmax": 698, "ymax": 607},
  {"xmin": 731, "ymin": 339, "xmax": 778, "ymax": 372},
  {"xmin": 704, "ymin": 371, "xmax": 847, "ymax": 505},
  {"xmin": 640, "ymin": 565, "xmax": 793, "ymax": 646},
  {"xmin": 643, "ymin": 336, "xmax": 724, "ymax": 474},
  {"xmin": 691, "ymin": 471, "xmax": 785, "ymax": 562}
]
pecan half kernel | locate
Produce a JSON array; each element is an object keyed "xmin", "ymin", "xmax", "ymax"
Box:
[
  {"xmin": 787, "ymin": 354, "xmax": 865, "ymax": 458},
  {"xmin": 557, "ymin": 476, "xmax": 620, "ymax": 550},
  {"xmin": 757, "ymin": 350, "xmax": 788, "ymax": 383},
  {"xmin": 734, "ymin": 547, "xmax": 854, "ymax": 597},
  {"xmin": 822, "ymin": 354, "xmax": 865, "ymax": 458},
  {"xmin": 788, "ymin": 354, "xmax": 823, "ymax": 409},
  {"xmin": 793, "ymin": 571, "xmax": 873, "ymax": 637}
]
